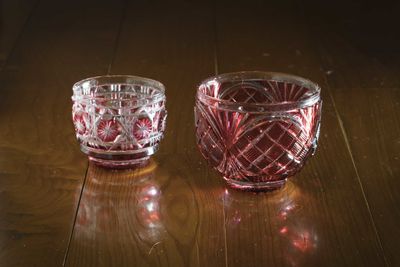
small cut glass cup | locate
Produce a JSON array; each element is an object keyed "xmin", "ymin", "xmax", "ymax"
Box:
[
  {"xmin": 194, "ymin": 71, "xmax": 322, "ymax": 191},
  {"xmin": 72, "ymin": 75, "xmax": 167, "ymax": 168}
]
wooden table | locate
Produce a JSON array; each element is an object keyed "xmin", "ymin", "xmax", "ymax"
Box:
[{"xmin": 1, "ymin": 0, "xmax": 399, "ymax": 266}]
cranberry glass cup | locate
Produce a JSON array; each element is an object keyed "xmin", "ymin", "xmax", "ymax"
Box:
[
  {"xmin": 195, "ymin": 71, "xmax": 322, "ymax": 191},
  {"xmin": 72, "ymin": 75, "xmax": 166, "ymax": 168}
]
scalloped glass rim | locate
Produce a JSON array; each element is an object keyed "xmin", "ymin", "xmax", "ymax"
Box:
[{"xmin": 197, "ymin": 71, "xmax": 321, "ymax": 112}]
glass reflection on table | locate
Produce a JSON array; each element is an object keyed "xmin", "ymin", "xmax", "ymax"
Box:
[
  {"xmin": 75, "ymin": 160, "xmax": 165, "ymax": 245},
  {"xmin": 222, "ymin": 182, "xmax": 318, "ymax": 266}
]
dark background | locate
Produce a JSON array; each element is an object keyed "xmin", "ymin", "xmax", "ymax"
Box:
[{"xmin": 0, "ymin": 0, "xmax": 399, "ymax": 266}]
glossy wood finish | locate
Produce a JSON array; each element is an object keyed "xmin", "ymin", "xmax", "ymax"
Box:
[
  {"xmin": 0, "ymin": 0, "xmax": 123, "ymax": 266},
  {"xmin": 0, "ymin": 0, "xmax": 37, "ymax": 69},
  {"xmin": 215, "ymin": 1, "xmax": 386, "ymax": 266},
  {"xmin": 67, "ymin": 1, "xmax": 226, "ymax": 266},
  {"xmin": 0, "ymin": 0, "xmax": 398, "ymax": 266},
  {"xmin": 302, "ymin": 1, "xmax": 400, "ymax": 264}
]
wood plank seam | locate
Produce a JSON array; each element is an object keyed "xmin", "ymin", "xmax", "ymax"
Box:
[
  {"xmin": 324, "ymin": 79, "xmax": 390, "ymax": 267},
  {"xmin": 106, "ymin": 0, "xmax": 128, "ymax": 75},
  {"xmin": 214, "ymin": 0, "xmax": 389, "ymax": 264},
  {"xmin": 0, "ymin": 0, "xmax": 39, "ymax": 71},
  {"xmin": 213, "ymin": 7, "xmax": 228, "ymax": 266},
  {"xmin": 62, "ymin": 1, "xmax": 128, "ymax": 265},
  {"xmin": 212, "ymin": 0, "xmax": 219, "ymax": 76},
  {"xmin": 221, "ymin": 196, "xmax": 228, "ymax": 267},
  {"xmin": 62, "ymin": 162, "xmax": 89, "ymax": 266},
  {"xmin": 293, "ymin": 2, "xmax": 390, "ymax": 264}
]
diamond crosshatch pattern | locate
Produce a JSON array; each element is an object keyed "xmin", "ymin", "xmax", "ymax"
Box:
[{"xmin": 195, "ymin": 78, "xmax": 321, "ymax": 186}]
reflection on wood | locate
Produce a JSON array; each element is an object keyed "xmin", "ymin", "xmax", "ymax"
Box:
[
  {"xmin": 223, "ymin": 182, "xmax": 318, "ymax": 266},
  {"xmin": 67, "ymin": 158, "xmax": 201, "ymax": 266},
  {"xmin": 68, "ymin": 0, "xmax": 227, "ymax": 266},
  {"xmin": 0, "ymin": 0, "xmax": 398, "ymax": 266},
  {"xmin": 0, "ymin": 0, "xmax": 123, "ymax": 265},
  {"xmin": 215, "ymin": 0, "xmax": 386, "ymax": 265}
]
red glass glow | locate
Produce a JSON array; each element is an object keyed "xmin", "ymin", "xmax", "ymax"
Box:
[
  {"xmin": 72, "ymin": 76, "xmax": 167, "ymax": 168},
  {"xmin": 195, "ymin": 72, "xmax": 321, "ymax": 191}
]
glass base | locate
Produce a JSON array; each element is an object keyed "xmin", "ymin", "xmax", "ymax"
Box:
[
  {"xmin": 224, "ymin": 177, "xmax": 287, "ymax": 192},
  {"xmin": 88, "ymin": 156, "xmax": 150, "ymax": 169}
]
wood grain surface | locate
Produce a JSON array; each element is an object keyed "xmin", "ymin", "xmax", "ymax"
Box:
[
  {"xmin": 66, "ymin": 1, "xmax": 226, "ymax": 266},
  {"xmin": 302, "ymin": 1, "xmax": 400, "ymax": 264},
  {"xmin": 0, "ymin": 0, "xmax": 37, "ymax": 69},
  {"xmin": 215, "ymin": 1, "xmax": 386, "ymax": 266},
  {"xmin": 0, "ymin": 0, "xmax": 123, "ymax": 266},
  {"xmin": 0, "ymin": 0, "xmax": 398, "ymax": 266}
]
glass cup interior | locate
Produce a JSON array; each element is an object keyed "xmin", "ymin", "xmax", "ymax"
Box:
[
  {"xmin": 72, "ymin": 75, "xmax": 165, "ymax": 108},
  {"xmin": 197, "ymin": 71, "xmax": 320, "ymax": 111},
  {"xmin": 72, "ymin": 75, "xmax": 166, "ymax": 169},
  {"xmin": 195, "ymin": 71, "xmax": 322, "ymax": 191}
]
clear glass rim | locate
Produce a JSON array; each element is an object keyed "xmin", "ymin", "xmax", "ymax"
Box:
[
  {"xmin": 72, "ymin": 74, "xmax": 165, "ymax": 100},
  {"xmin": 197, "ymin": 71, "xmax": 321, "ymax": 111}
]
